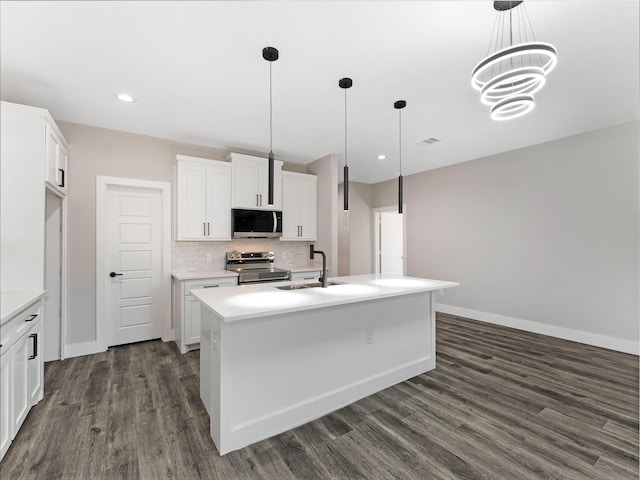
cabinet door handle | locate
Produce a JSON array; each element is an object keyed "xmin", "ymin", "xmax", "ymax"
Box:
[
  {"xmin": 300, "ymin": 225, "xmax": 303, "ymax": 237},
  {"xmin": 256, "ymin": 194, "xmax": 259, "ymax": 207},
  {"xmin": 25, "ymin": 313, "xmax": 38, "ymax": 322},
  {"xmin": 259, "ymin": 194, "xmax": 263, "ymax": 206},
  {"xmin": 203, "ymin": 222, "xmax": 206, "ymax": 235},
  {"xmin": 28, "ymin": 333, "xmax": 38, "ymax": 360},
  {"xmin": 207, "ymin": 222, "xmax": 210, "ymax": 236},
  {"xmin": 109, "ymin": 272, "xmax": 123, "ymax": 277},
  {"xmin": 203, "ymin": 285, "xmax": 219, "ymax": 288},
  {"xmin": 58, "ymin": 168, "xmax": 65, "ymax": 188}
]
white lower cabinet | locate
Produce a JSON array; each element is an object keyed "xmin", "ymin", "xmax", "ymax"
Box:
[
  {"xmin": 173, "ymin": 276, "xmax": 237, "ymax": 354},
  {"xmin": 290, "ymin": 270, "xmax": 322, "ymax": 282},
  {"xmin": 0, "ymin": 347, "xmax": 11, "ymax": 460},
  {"xmin": 27, "ymin": 320, "xmax": 43, "ymax": 405},
  {"xmin": 0, "ymin": 296, "xmax": 44, "ymax": 462},
  {"xmin": 11, "ymin": 332, "xmax": 29, "ymax": 436}
]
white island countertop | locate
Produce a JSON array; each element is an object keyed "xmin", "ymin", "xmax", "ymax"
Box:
[{"xmin": 191, "ymin": 274, "xmax": 459, "ymax": 323}]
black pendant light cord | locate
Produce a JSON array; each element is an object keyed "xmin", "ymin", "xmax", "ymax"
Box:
[
  {"xmin": 344, "ymin": 87, "xmax": 348, "ymax": 170},
  {"xmin": 269, "ymin": 60, "xmax": 273, "ymax": 155},
  {"xmin": 399, "ymin": 108, "xmax": 402, "ymax": 177}
]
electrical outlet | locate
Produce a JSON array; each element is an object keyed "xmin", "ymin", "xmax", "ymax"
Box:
[
  {"xmin": 281, "ymin": 251, "xmax": 287, "ymax": 260},
  {"xmin": 212, "ymin": 329, "xmax": 218, "ymax": 352},
  {"xmin": 365, "ymin": 329, "xmax": 374, "ymax": 345},
  {"xmin": 438, "ymin": 289, "xmax": 444, "ymax": 297},
  {"xmin": 206, "ymin": 253, "xmax": 213, "ymax": 262}
]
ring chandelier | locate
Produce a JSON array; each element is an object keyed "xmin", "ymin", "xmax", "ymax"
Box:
[{"xmin": 471, "ymin": 1, "xmax": 557, "ymax": 121}]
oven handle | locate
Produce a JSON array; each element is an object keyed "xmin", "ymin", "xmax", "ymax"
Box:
[{"xmin": 273, "ymin": 211, "xmax": 277, "ymax": 233}]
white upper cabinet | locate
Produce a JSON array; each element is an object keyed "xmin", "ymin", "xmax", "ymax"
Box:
[
  {"xmin": 1, "ymin": 101, "xmax": 67, "ymax": 291},
  {"xmin": 175, "ymin": 155, "xmax": 231, "ymax": 241},
  {"xmin": 228, "ymin": 153, "xmax": 282, "ymax": 211},
  {"xmin": 45, "ymin": 122, "xmax": 68, "ymax": 195},
  {"xmin": 281, "ymin": 171, "xmax": 317, "ymax": 241}
]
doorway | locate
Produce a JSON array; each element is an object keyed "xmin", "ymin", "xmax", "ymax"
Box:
[
  {"xmin": 96, "ymin": 177, "xmax": 171, "ymax": 349},
  {"xmin": 44, "ymin": 189, "xmax": 65, "ymax": 361},
  {"xmin": 373, "ymin": 207, "xmax": 406, "ymax": 275}
]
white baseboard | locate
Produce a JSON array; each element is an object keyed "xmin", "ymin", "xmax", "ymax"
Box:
[
  {"xmin": 63, "ymin": 341, "xmax": 105, "ymax": 359},
  {"xmin": 436, "ymin": 303, "xmax": 639, "ymax": 355}
]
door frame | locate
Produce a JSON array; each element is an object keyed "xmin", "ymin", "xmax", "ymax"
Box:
[
  {"xmin": 96, "ymin": 176, "xmax": 172, "ymax": 351},
  {"xmin": 45, "ymin": 185, "xmax": 67, "ymax": 360},
  {"xmin": 372, "ymin": 205, "xmax": 407, "ymax": 275}
]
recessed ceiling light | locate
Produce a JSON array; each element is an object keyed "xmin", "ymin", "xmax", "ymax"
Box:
[
  {"xmin": 116, "ymin": 93, "xmax": 135, "ymax": 103},
  {"xmin": 377, "ymin": 154, "xmax": 386, "ymax": 160}
]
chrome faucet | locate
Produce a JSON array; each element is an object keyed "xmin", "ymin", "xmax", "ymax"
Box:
[{"xmin": 309, "ymin": 244, "xmax": 328, "ymax": 288}]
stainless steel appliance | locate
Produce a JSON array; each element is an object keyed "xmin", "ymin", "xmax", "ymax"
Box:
[
  {"xmin": 232, "ymin": 209, "xmax": 282, "ymax": 238},
  {"xmin": 226, "ymin": 251, "xmax": 291, "ymax": 284}
]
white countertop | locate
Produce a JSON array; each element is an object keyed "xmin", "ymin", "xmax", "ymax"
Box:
[
  {"xmin": 190, "ymin": 274, "xmax": 459, "ymax": 322},
  {"xmin": 171, "ymin": 270, "xmax": 239, "ymax": 281},
  {"xmin": 1, "ymin": 290, "xmax": 46, "ymax": 325}
]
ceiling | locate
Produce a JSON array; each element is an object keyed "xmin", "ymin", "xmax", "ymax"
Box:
[{"xmin": 1, "ymin": 1, "xmax": 638, "ymax": 184}]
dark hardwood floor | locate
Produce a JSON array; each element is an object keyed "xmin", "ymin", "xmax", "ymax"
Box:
[{"xmin": 1, "ymin": 313, "xmax": 638, "ymax": 479}]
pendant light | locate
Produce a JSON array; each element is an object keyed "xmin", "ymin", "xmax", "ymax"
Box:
[
  {"xmin": 471, "ymin": 1, "xmax": 557, "ymax": 121},
  {"xmin": 394, "ymin": 100, "xmax": 406, "ymax": 214},
  {"xmin": 263, "ymin": 46, "xmax": 279, "ymax": 205},
  {"xmin": 339, "ymin": 77, "xmax": 353, "ymax": 211}
]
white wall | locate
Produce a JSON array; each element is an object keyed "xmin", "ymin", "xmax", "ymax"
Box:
[
  {"xmin": 308, "ymin": 154, "xmax": 338, "ymax": 276},
  {"xmin": 58, "ymin": 121, "xmax": 319, "ymax": 348},
  {"xmin": 338, "ymin": 182, "xmax": 374, "ymax": 276},
  {"xmin": 373, "ymin": 122, "xmax": 639, "ymax": 353}
]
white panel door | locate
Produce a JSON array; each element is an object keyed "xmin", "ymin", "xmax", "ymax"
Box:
[
  {"xmin": 107, "ymin": 187, "xmax": 162, "ymax": 346},
  {"xmin": 380, "ymin": 212, "xmax": 404, "ymax": 274}
]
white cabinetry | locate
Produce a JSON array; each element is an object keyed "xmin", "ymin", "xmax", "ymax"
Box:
[
  {"xmin": 175, "ymin": 155, "xmax": 232, "ymax": 241},
  {"xmin": 0, "ymin": 296, "xmax": 44, "ymax": 462},
  {"xmin": 0, "ymin": 347, "xmax": 11, "ymax": 459},
  {"xmin": 281, "ymin": 171, "xmax": 317, "ymax": 241},
  {"xmin": 45, "ymin": 123, "xmax": 68, "ymax": 195},
  {"xmin": 172, "ymin": 276, "xmax": 237, "ymax": 353},
  {"xmin": 290, "ymin": 270, "xmax": 322, "ymax": 282},
  {"xmin": 229, "ymin": 153, "xmax": 282, "ymax": 211},
  {"xmin": 27, "ymin": 319, "xmax": 43, "ymax": 405}
]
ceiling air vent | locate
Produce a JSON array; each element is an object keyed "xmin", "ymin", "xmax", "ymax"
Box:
[{"xmin": 419, "ymin": 137, "xmax": 440, "ymax": 145}]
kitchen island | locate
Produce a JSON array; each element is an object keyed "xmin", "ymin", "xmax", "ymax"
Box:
[{"xmin": 191, "ymin": 274, "xmax": 459, "ymax": 455}]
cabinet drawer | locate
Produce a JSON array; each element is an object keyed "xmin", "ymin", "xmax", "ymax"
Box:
[
  {"xmin": 5, "ymin": 302, "xmax": 42, "ymax": 344},
  {"xmin": 0, "ymin": 324, "xmax": 12, "ymax": 357},
  {"xmin": 290, "ymin": 271, "xmax": 321, "ymax": 282},
  {"xmin": 185, "ymin": 277, "xmax": 237, "ymax": 293}
]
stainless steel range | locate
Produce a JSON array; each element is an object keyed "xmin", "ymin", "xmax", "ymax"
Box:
[{"xmin": 226, "ymin": 251, "xmax": 291, "ymax": 284}]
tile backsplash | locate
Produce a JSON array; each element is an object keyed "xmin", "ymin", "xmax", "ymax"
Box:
[{"xmin": 172, "ymin": 239, "xmax": 321, "ymax": 273}]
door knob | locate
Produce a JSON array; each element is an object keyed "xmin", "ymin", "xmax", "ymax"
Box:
[{"xmin": 109, "ymin": 272, "xmax": 123, "ymax": 278}]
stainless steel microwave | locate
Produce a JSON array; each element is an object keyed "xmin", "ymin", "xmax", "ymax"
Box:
[{"xmin": 232, "ymin": 209, "xmax": 282, "ymax": 238}]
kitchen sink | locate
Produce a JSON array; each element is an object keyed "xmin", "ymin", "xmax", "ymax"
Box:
[{"xmin": 276, "ymin": 281, "xmax": 344, "ymax": 290}]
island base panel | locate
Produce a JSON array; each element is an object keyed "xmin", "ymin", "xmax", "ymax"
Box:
[{"xmin": 201, "ymin": 290, "xmax": 436, "ymax": 455}]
